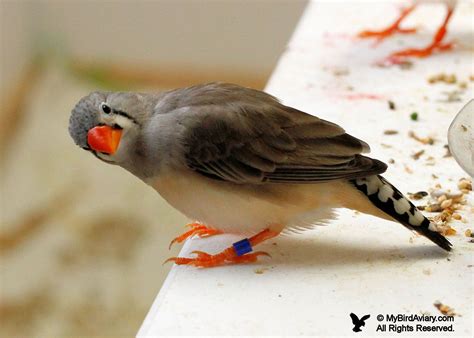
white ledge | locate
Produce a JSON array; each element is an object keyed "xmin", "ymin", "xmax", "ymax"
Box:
[{"xmin": 138, "ymin": 1, "xmax": 473, "ymax": 336}]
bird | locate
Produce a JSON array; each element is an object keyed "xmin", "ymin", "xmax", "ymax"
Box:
[
  {"xmin": 350, "ymin": 313, "xmax": 370, "ymax": 332},
  {"xmin": 68, "ymin": 82, "xmax": 452, "ymax": 268},
  {"xmin": 358, "ymin": 0, "xmax": 457, "ymax": 63}
]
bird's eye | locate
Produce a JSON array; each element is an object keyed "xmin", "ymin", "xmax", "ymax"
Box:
[{"xmin": 101, "ymin": 103, "xmax": 111, "ymax": 114}]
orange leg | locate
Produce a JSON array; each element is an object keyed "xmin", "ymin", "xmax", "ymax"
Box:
[
  {"xmin": 165, "ymin": 228, "xmax": 280, "ymax": 268},
  {"xmin": 169, "ymin": 222, "xmax": 222, "ymax": 249},
  {"xmin": 358, "ymin": 5, "xmax": 417, "ymax": 41},
  {"xmin": 386, "ymin": 6, "xmax": 455, "ymax": 62}
]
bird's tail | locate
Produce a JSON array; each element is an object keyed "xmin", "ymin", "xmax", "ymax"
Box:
[{"xmin": 350, "ymin": 175, "xmax": 452, "ymax": 251}]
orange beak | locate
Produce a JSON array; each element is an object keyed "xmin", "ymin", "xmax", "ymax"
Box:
[{"xmin": 87, "ymin": 125, "xmax": 122, "ymax": 155}]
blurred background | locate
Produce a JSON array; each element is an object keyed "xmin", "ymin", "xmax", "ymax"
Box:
[{"xmin": 0, "ymin": 0, "xmax": 307, "ymax": 336}]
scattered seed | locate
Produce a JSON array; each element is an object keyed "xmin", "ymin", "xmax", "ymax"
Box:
[
  {"xmin": 440, "ymin": 199, "xmax": 452, "ymax": 209},
  {"xmin": 408, "ymin": 131, "xmax": 434, "ymax": 145},
  {"xmin": 434, "ymin": 301, "xmax": 457, "ymax": 316},
  {"xmin": 388, "ymin": 158, "xmax": 395, "ymax": 164},
  {"xmin": 446, "ymin": 192, "xmax": 463, "ymax": 201},
  {"xmin": 410, "ymin": 112, "xmax": 418, "ymax": 121},
  {"xmin": 384, "ymin": 129, "xmax": 398, "ymax": 135},
  {"xmin": 425, "ymin": 203, "xmax": 442, "ymax": 212},
  {"xmin": 411, "ymin": 149, "xmax": 425, "ymax": 160},
  {"xmin": 452, "ymin": 213, "xmax": 461, "ymax": 221},
  {"xmin": 332, "ymin": 67, "xmax": 350, "ymax": 76},
  {"xmin": 422, "ymin": 179, "xmax": 469, "ymax": 231},
  {"xmin": 425, "ymin": 156, "xmax": 436, "ymax": 166},
  {"xmin": 443, "ymin": 227, "xmax": 456, "ymax": 236},
  {"xmin": 437, "ymin": 195, "xmax": 447, "ymax": 203},
  {"xmin": 388, "ymin": 100, "xmax": 396, "ymax": 110},
  {"xmin": 408, "ymin": 191, "xmax": 428, "ymax": 200},
  {"xmin": 428, "ymin": 73, "xmax": 457, "ymax": 84},
  {"xmin": 458, "ymin": 179, "xmax": 472, "ymax": 191}
]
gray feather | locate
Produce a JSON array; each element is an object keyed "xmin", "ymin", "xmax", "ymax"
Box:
[
  {"xmin": 69, "ymin": 92, "xmax": 107, "ymax": 148},
  {"xmin": 160, "ymin": 83, "xmax": 387, "ymax": 184}
]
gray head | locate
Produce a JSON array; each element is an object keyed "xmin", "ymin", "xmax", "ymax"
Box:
[{"xmin": 69, "ymin": 91, "xmax": 155, "ymax": 166}]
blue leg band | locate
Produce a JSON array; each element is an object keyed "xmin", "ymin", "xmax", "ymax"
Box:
[{"xmin": 232, "ymin": 238, "xmax": 253, "ymax": 256}]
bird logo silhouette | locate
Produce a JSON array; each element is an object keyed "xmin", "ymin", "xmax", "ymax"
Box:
[{"xmin": 350, "ymin": 313, "xmax": 370, "ymax": 332}]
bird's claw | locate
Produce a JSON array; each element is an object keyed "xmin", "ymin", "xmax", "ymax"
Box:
[
  {"xmin": 169, "ymin": 222, "xmax": 222, "ymax": 249},
  {"xmin": 358, "ymin": 5, "xmax": 417, "ymax": 42},
  {"xmin": 380, "ymin": 40, "xmax": 454, "ymax": 66},
  {"xmin": 389, "ymin": 40, "xmax": 454, "ymax": 59},
  {"xmin": 358, "ymin": 26, "xmax": 417, "ymax": 42},
  {"xmin": 164, "ymin": 249, "xmax": 270, "ymax": 268}
]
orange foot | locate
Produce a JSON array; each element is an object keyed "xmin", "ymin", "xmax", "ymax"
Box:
[
  {"xmin": 165, "ymin": 249, "xmax": 270, "ymax": 268},
  {"xmin": 169, "ymin": 222, "xmax": 222, "ymax": 249},
  {"xmin": 165, "ymin": 228, "xmax": 279, "ymax": 268},
  {"xmin": 382, "ymin": 6, "xmax": 455, "ymax": 65},
  {"xmin": 358, "ymin": 5, "xmax": 417, "ymax": 42},
  {"xmin": 386, "ymin": 40, "xmax": 453, "ymax": 64}
]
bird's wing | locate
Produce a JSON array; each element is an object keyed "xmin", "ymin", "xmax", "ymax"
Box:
[
  {"xmin": 350, "ymin": 313, "xmax": 359, "ymax": 325},
  {"xmin": 177, "ymin": 84, "xmax": 387, "ymax": 184},
  {"xmin": 361, "ymin": 314, "xmax": 371, "ymax": 321}
]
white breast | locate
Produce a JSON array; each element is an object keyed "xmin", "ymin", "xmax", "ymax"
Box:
[
  {"xmin": 149, "ymin": 169, "xmax": 394, "ymax": 235},
  {"xmin": 150, "ymin": 169, "xmax": 357, "ymax": 233}
]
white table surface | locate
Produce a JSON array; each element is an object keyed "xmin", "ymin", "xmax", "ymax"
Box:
[{"xmin": 137, "ymin": 1, "xmax": 473, "ymax": 336}]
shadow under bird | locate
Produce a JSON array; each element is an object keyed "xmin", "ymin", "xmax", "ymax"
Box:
[{"xmin": 69, "ymin": 82, "xmax": 451, "ymax": 268}]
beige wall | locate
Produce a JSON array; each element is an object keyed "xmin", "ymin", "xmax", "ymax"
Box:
[
  {"xmin": 1, "ymin": 0, "xmax": 307, "ymax": 96},
  {"xmin": 0, "ymin": 1, "xmax": 33, "ymax": 100}
]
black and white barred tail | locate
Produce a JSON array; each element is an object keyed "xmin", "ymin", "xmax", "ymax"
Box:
[{"xmin": 350, "ymin": 175, "xmax": 452, "ymax": 251}]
